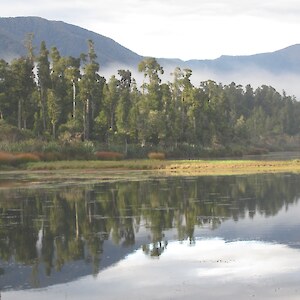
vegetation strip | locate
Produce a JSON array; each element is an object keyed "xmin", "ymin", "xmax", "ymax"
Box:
[{"xmin": 21, "ymin": 159, "xmax": 300, "ymax": 176}]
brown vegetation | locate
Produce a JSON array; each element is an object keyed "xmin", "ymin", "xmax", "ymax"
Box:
[
  {"xmin": 94, "ymin": 151, "xmax": 124, "ymax": 161},
  {"xmin": 0, "ymin": 151, "xmax": 40, "ymax": 166},
  {"xmin": 147, "ymin": 152, "xmax": 166, "ymax": 160}
]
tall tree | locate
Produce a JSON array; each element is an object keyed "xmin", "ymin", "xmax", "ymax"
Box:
[
  {"xmin": 10, "ymin": 57, "xmax": 36, "ymax": 129},
  {"xmin": 37, "ymin": 41, "xmax": 51, "ymax": 132},
  {"xmin": 79, "ymin": 40, "xmax": 102, "ymax": 140},
  {"xmin": 115, "ymin": 70, "xmax": 132, "ymax": 152},
  {"xmin": 138, "ymin": 58, "xmax": 164, "ymax": 145},
  {"xmin": 0, "ymin": 59, "xmax": 12, "ymax": 121}
]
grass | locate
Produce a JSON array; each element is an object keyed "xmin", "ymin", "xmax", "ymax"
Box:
[
  {"xmin": 23, "ymin": 158, "xmax": 300, "ymax": 176},
  {"xmin": 95, "ymin": 151, "xmax": 124, "ymax": 160},
  {"xmin": 0, "ymin": 158, "xmax": 299, "ymax": 189},
  {"xmin": 147, "ymin": 152, "xmax": 166, "ymax": 160},
  {"xmin": 162, "ymin": 159, "xmax": 300, "ymax": 175},
  {"xmin": 25, "ymin": 159, "xmax": 166, "ymax": 171},
  {"xmin": 0, "ymin": 151, "xmax": 40, "ymax": 166}
]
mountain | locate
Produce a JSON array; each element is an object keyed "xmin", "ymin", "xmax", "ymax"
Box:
[
  {"xmin": 0, "ymin": 16, "xmax": 300, "ymax": 96},
  {"xmin": 0, "ymin": 16, "xmax": 142, "ymax": 67},
  {"xmin": 187, "ymin": 44, "xmax": 300, "ymax": 74}
]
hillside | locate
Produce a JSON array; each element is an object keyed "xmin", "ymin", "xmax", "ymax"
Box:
[
  {"xmin": 1, "ymin": 16, "xmax": 300, "ymax": 97},
  {"xmin": 1, "ymin": 17, "xmax": 300, "ymax": 75},
  {"xmin": 0, "ymin": 16, "xmax": 142, "ymax": 67},
  {"xmin": 185, "ymin": 44, "xmax": 300, "ymax": 74}
]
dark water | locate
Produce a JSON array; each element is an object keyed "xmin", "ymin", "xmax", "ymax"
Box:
[{"xmin": 1, "ymin": 173, "xmax": 300, "ymax": 299}]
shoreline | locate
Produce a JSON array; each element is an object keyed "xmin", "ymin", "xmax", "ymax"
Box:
[{"xmin": 1, "ymin": 159, "xmax": 300, "ymax": 182}]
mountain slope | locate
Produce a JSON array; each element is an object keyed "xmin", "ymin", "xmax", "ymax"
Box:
[
  {"xmin": 0, "ymin": 16, "xmax": 300, "ymax": 79},
  {"xmin": 157, "ymin": 44, "xmax": 300, "ymax": 76},
  {"xmin": 0, "ymin": 16, "xmax": 142, "ymax": 67},
  {"xmin": 183, "ymin": 44, "xmax": 300, "ymax": 74}
]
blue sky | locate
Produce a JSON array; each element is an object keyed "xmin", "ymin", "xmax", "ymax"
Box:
[{"xmin": 2, "ymin": 0, "xmax": 300, "ymax": 60}]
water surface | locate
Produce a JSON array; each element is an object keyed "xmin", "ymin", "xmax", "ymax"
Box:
[{"xmin": 1, "ymin": 173, "xmax": 300, "ymax": 299}]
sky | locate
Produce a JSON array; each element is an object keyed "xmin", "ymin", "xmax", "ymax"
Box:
[{"xmin": 2, "ymin": 0, "xmax": 300, "ymax": 61}]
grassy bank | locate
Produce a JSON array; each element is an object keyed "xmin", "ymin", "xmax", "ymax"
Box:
[
  {"xmin": 21, "ymin": 159, "xmax": 300, "ymax": 176},
  {"xmin": 0, "ymin": 159, "xmax": 299, "ymax": 189}
]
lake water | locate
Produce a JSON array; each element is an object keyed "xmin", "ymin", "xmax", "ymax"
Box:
[{"xmin": 1, "ymin": 173, "xmax": 300, "ymax": 299}]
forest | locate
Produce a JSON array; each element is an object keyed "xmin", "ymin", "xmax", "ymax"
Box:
[{"xmin": 1, "ymin": 37, "xmax": 300, "ymax": 158}]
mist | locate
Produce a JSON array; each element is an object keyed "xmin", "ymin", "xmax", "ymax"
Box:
[
  {"xmin": 189, "ymin": 67, "xmax": 300, "ymax": 99},
  {"xmin": 102, "ymin": 63, "xmax": 300, "ymax": 100}
]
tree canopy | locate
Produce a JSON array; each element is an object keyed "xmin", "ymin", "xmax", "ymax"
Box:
[{"xmin": 0, "ymin": 40, "xmax": 299, "ymax": 157}]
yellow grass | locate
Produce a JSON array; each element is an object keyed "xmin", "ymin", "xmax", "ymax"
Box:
[
  {"xmin": 24, "ymin": 159, "xmax": 300, "ymax": 176},
  {"xmin": 161, "ymin": 159, "xmax": 300, "ymax": 176}
]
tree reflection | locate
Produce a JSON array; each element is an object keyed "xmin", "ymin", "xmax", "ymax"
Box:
[
  {"xmin": 0, "ymin": 173, "xmax": 299, "ymax": 282},
  {"xmin": 142, "ymin": 241, "xmax": 168, "ymax": 257}
]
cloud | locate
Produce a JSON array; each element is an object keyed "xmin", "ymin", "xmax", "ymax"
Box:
[{"xmin": 4, "ymin": 239, "xmax": 300, "ymax": 300}]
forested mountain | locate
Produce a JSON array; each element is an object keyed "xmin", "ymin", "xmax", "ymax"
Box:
[{"xmin": 0, "ymin": 16, "xmax": 142, "ymax": 67}]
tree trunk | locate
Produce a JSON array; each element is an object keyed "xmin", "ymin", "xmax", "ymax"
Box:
[{"xmin": 18, "ymin": 99, "xmax": 22, "ymax": 129}]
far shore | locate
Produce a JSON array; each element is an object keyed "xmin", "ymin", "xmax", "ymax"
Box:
[
  {"xmin": 11, "ymin": 158, "xmax": 300, "ymax": 176},
  {"xmin": 0, "ymin": 159, "xmax": 300, "ymax": 188}
]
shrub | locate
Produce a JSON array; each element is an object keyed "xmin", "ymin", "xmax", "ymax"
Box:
[
  {"xmin": 94, "ymin": 151, "xmax": 124, "ymax": 160},
  {"xmin": 147, "ymin": 152, "xmax": 166, "ymax": 160}
]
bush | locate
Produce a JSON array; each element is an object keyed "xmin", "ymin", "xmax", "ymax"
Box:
[
  {"xmin": 94, "ymin": 151, "xmax": 124, "ymax": 160},
  {"xmin": 147, "ymin": 152, "xmax": 166, "ymax": 160}
]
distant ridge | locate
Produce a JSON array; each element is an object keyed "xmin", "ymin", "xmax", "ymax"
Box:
[{"xmin": 184, "ymin": 44, "xmax": 300, "ymax": 74}]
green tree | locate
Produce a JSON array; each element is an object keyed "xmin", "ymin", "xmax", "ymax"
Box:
[
  {"xmin": 37, "ymin": 41, "xmax": 51, "ymax": 132},
  {"xmin": 115, "ymin": 70, "xmax": 132, "ymax": 152},
  {"xmin": 99, "ymin": 75, "xmax": 120, "ymax": 143},
  {"xmin": 138, "ymin": 57, "xmax": 164, "ymax": 145},
  {"xmin": 10, "ymin": 57, "xmax": 36, "ymax": 129},
  {"xmin": 0, "ymin": 59, "xmax": 12, "ymax": 121},
  {"xmin": 79, "ymin": 40, "xmax": 102, "ymax": 140}
]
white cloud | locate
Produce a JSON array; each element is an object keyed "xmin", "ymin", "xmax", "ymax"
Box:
[{"xmin": 4, "ymin": 239, "xmax": 300, "ymax": 300}]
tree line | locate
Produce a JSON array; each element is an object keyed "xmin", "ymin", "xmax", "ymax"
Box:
[{"xmin": 1, "ymin": 37, "xmax": 300, "ymax": 155}]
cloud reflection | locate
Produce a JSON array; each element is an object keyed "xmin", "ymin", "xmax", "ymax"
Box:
[{"xmin": 4, "ymin": 238, "xmax": 300, "ymax": 300}]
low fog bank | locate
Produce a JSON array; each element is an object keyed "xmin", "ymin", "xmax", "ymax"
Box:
[
  {"xmin": 190, "ymin": 67, "xmax": 300, "ymax": 99},
  {"xmin": 102, "ymin": 63, "xmax": 300, "ymax": 100}
]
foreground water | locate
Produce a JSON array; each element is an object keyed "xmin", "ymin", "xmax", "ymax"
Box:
[{"xmin": 1, "ymin": 173, "xmax": 300, "ymax": 299}]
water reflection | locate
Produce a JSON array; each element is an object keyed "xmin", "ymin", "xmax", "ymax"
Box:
[
  {"xmin": 4, "ymin": 239, "xmax": 300, "ymax": 300},
  {"xmin": 1, "ymin": 173, "xmax": 300, "ymax": 295}
]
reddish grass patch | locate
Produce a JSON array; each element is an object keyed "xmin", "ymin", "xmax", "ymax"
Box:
[
  {"xmin": 0, "ymin": 151, "xmax": 40, "ymax": 166},
  {"xmin": 94, "ymin": 151, "xmax": 124, "ymax": 161},
  {"xmin": 147, "ymin": 152, "xmax": 166, "ymax": 160},
  {"xmin": 14, "ymin": 153, "xmax": 40, "ymax": 164}
]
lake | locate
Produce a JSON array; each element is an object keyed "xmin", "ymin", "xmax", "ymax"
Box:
[{"xmin": 1, "ymin": 172, "xmax": 300, "ymax": 299}]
